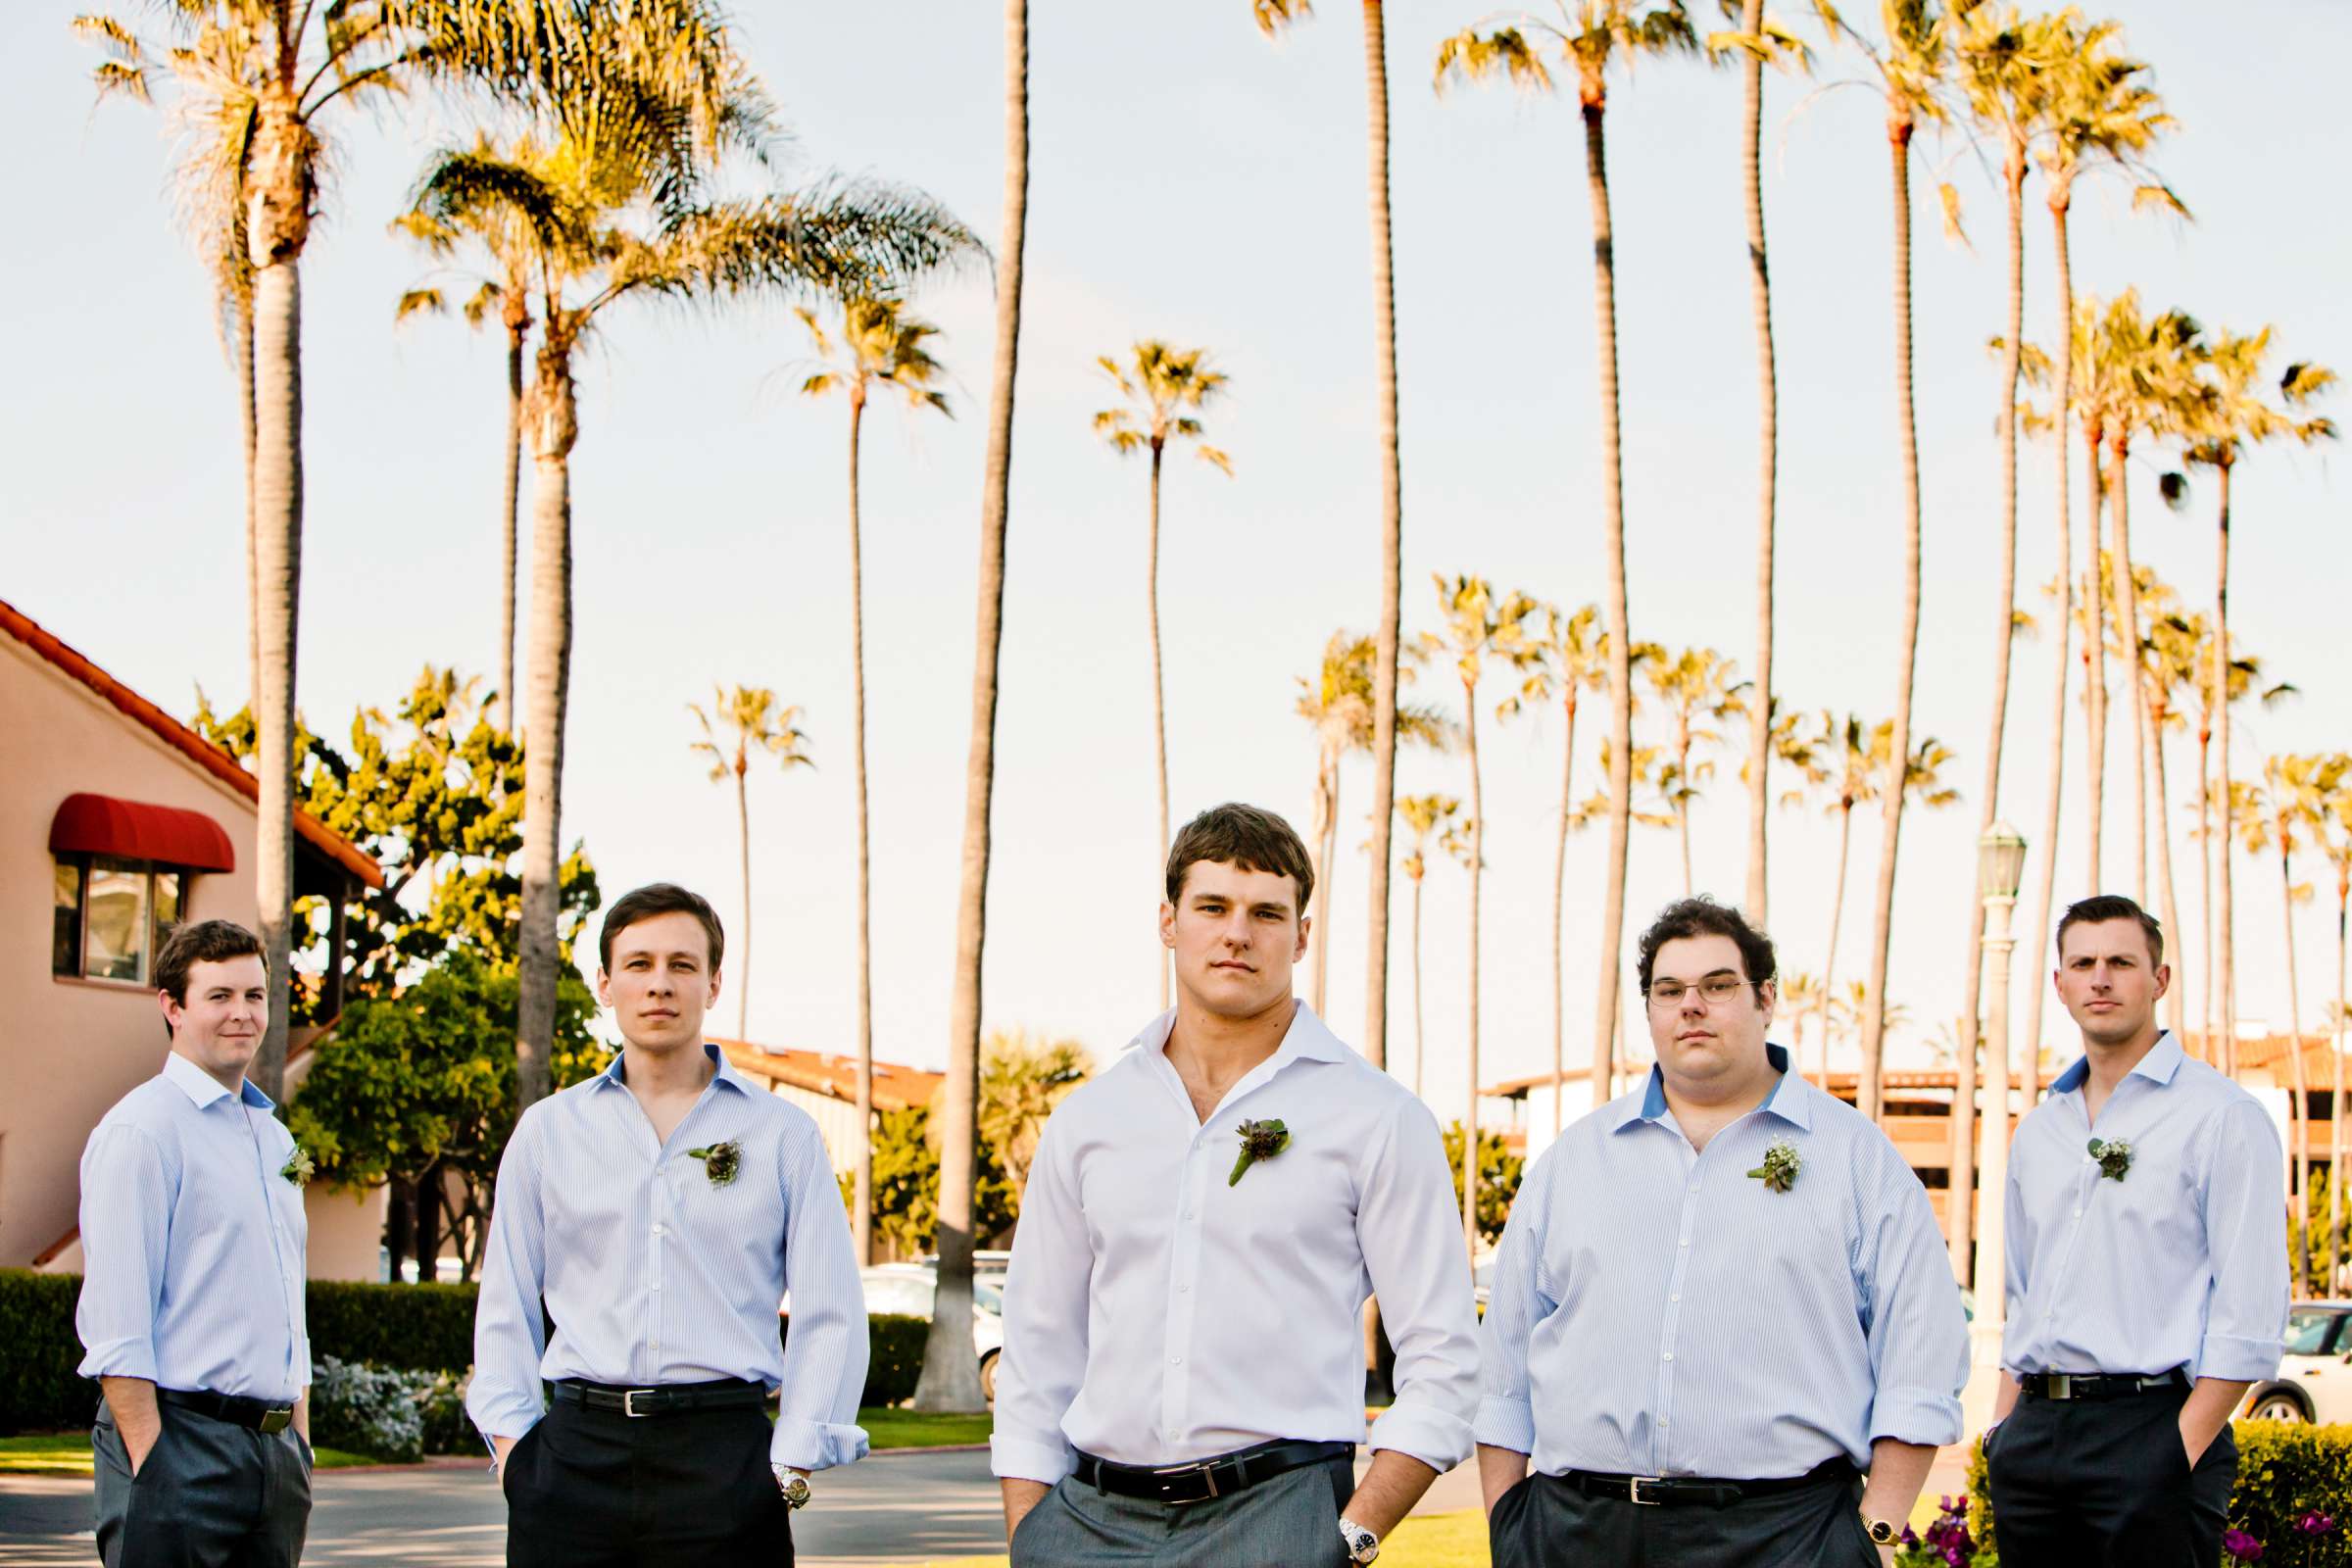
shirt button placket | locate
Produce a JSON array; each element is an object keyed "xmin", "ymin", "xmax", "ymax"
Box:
[
  {"xmin": 1162, "ymin": 1138, "xmax": 1210, "ymax": 1452},
  {"xmin": 649, "ymin": 1172, "xmax": 670, "ymax": 1381},
  {"xmin": 1656, "ymin": 1160, "xmax": 1700, "ymax": 1472}
]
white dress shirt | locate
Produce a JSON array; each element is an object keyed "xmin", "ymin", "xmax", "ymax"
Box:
[
  {"xmin": 75, "ymin": 1051, "xmax": 310, "ymax": 1401},
  {"xmin": 469, "ymin": 1045, "xmax": 869, "ymax": 1470},
  {"xmin": 990, "ymin": 1003, "xmax": 1480, "ymax": 1485},
  {"xmin": 1477, "ymin": 1045, "xmax": 1969, "ymax": 1479},
  {"xmin": 2003, "ymin": 1030, "xmax": 2287, "ymax": 1383}
]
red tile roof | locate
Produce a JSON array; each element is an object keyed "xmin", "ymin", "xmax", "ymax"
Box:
[
  {"xmin": 2, "ymin": 597, "xmax": 383, "ymax": 889},
  {"xmin": 716, "ymin": 1039, "xmax": 945, "ymax": 1113}
]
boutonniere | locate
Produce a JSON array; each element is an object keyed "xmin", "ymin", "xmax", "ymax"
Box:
[
  {"xmin": 280, "ymin": 1146, "xmax": 315, "ymax": 1187},
  {"xmin": 1747, "ymin": 1139, "xmax": 1801, "ymax": 1194},
  {"xmin": 1228, "ymin": 1118, "xmax": 1290, "ymax": 1186},
  {"xmin": 686, "ymin": 1140, "xmax": 742, "ymax": 1187},
  {"xmin": 2087, "ymin": 1137, "xmax": 2132, "ymax": 1181}
]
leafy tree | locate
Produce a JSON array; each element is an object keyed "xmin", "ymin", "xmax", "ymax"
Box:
[
  {"xmin": 862, "ymin": 1031, "xmax": 1085, "ymax": 1258},
  {"xmin": 688, "ymin": 685, "xmax": 813, "ymax": 1039},
  {"xmin": 1443, "ymin": 1120, "xmax": 1523, "ymax": 1246}
]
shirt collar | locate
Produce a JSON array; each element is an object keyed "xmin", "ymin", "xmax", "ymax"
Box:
[
  {"xmin": 593, "ymin": 1042, "xmax": 749, "ymax": 1094},
  {"xmin": 1131, "ymin": 999, "xmax": 1352, "ymax": 1070},
  {"xmin": 2049, "ymin": 1029, "xmax": 2184, "ymax": 1095},
  {"xmin": 1612, "ymin": 1043, "xmax": 1809, "ymax": 1133},
  {"xmin": 163, "ymin": 1048, "xmax": 272, "ymax": 1111}
]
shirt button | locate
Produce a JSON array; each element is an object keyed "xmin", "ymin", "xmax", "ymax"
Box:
[
  {"xmin": 1170, "ymin": 1356, "xmax": 1183, "ymax": 1365},
  {"xmin": 2073, "ymin": 1208, "xmax": 2083, "ymax": 1218},
  {"xmin": 1679, "ymin": 1238, "xmax": 1690, "ymax": 1248},
  {"xmin": 1662, "ymin": 1352, "xmax": 1674, "ymax": 1362},
  {"xmin": 1670, "ymin": 1294, "xmax": 1681, "ymax": 1304},
  {"xmin": 1659, "ymin": 1418, "xmax": 1671, "ymax": 1428},
  {"xmin": 1177, "ymin": 1284, "xmax": 1191, "ymax": 1294},
  {"xmin": 652, "ymin": 1224, "xmax": 665, "ymax": 1236}
]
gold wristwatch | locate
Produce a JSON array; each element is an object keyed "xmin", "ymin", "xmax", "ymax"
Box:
[{"xmin": 1864, "ymin": 1515, "xmax": 1899, "ymax": 1545}]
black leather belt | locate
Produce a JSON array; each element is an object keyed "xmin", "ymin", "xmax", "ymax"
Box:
[
  {"xmin": 553, "ymin": 1378, "xmax": 769, "ymax": 1417},
  {"xmin": 1559, "ymin": 1455, "xmax": 1856, "ymax": 1508},
  {"xmin": 2019, "ymin": 1366, "xmax": 2191, "ymax": 1401},
  {"xmin": 1073, "ymin": 1439, "xmax": 1355, "ymax": 1506},
  {"xmin": 157, "ymin": 1387, "xmax": 295, "ymax": 1435}
]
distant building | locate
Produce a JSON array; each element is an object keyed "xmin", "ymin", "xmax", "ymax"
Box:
[
  {"xmin": 3, "ymin": 597, "xmax": 388, "ymax": 1280},
  {"xmin": 716, "ymin": 1038, "xmax": 945, "ymax": 1175}
]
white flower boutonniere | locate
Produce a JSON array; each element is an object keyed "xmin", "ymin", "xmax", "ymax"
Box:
[
  {"xmin": 2087, "ymin": 1137, "xmax": 2132, "ymax": 1182},
  {"xmin": 280, "ymin": 1146, "xmax": 316, "ymax": 1187},
  {"xmin": 1747, "ymin": 1139, "xmax": 1801, "ymax": 1194}
]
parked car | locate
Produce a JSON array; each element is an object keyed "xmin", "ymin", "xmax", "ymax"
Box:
[
  {"xmin": 2243, "ymin": 1300, "xmax": 2352, "ymax": 1423},
  {"xmin": 858, "ymin": 1262, "xmax": 1007, "ymax": 1403}
]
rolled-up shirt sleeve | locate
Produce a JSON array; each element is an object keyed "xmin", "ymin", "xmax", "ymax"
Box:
[
  {"xmin": 468, "ymin": 1107, "xmax": 551, "ymax": 1448},
  {"xmin": 1359, "ymin": 1095, "xmax": 1478, "ymax": 1471},
  {"xmin": 2197, "ymin": 1096, "xmax": 2288, "ymax": 1382},
  {"xmin": 1473, "ymin": 1145, "xmax": 1556, "ymax": 1457},
  {"xmin": 990, "ymin": 1115, "xmax": 1090, "ymax": 1485},
  {"xmin": 1860, "ymin": 1165, "xmax": 1969, "ymax": 1447},
  {"xmin": 772, "ymin": 1127, "xmax": 869, "ymax": 1470},
  {"xmin": 75, "ymin": 1125, "xmax": 172, "ymax": 1384}
]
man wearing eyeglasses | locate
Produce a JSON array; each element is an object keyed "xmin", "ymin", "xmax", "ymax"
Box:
[{"xmin": 1476, "ymin": 897, "xmax": 1968, "ymax": 1565}]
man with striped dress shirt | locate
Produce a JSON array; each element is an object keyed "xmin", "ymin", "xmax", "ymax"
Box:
[
  {"xmin": 470, "ymin": 883, "xmax": 868, "ymax": 1567},
  {"xmin": 1986, "ymin": 895, "xmax": 2286, "ymax": 1566},
  {"xmin": 1478, "ymin": 896, "xmax": 1970, "ymax": 1565},
  {"xmin": 993, "ymin": 804, "xmax": 1481, "ymax": 1566}
]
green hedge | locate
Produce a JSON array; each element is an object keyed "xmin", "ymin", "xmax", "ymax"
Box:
[
  {"xmin": 308, "ymin": 1282, "xmax": 478, "ymax": 1373},
  {"xmin": 1945, "ymin": 1421, "xmax": 2352, "ymax": 1566},
  {"xmin": 861, "ymin": 1313, "xmax": 931, "ymax": 1407},
  {"xmin": 0, "ymin": 1271, "xmax": 89, "ymax": 1434}
]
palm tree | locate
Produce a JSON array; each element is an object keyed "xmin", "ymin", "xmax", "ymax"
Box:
[
  {"xmin": 1396, "ymin": 793, "xmax": 1462, "ymax": 1101},
  {"xmin": 2321, "ymin": 771, "xmax": 2352, "ymax": 1292},
  {"xmin": 74, "ymin": 0, "xmax": 732, "ymax": 1099},
  {"xmin": 404, "ymin": 122, "xmax": 978, "ymax": 1115},
  {"xmin": 1096, "ymin": 341, "xmax": 1233, "ymax": 1008},
  {"xmin": 915, "ymin": 0, "xmax": 1028, "ymax": 1417},
  {"xmin": 1804, "ymin": 714, "xmax": 1875, "ymax": 1086},
  {"xmin": 1781, "ymin": 970, "xmax": 1824, "ymax": 1075},
  {"xmin": 1421, "ymin": 575, "xmax": 1538, "ymax": 1253},
  {"xmin": 1256, "ymin": 0, "xmax": 1409, "ymax": 1075},
  {"xmin": 687, "ymin": 686, "xmax": 812, "ymax": 1040},
  {"xmin": 2133, "ymin": 592, "xmax": 2195, "ymax": 1040},
  {"xmin": 1430, "ymin": 8, "xmax": 1685, "ymax": 1112},
  {"xmin": 1296, "ymin": 633, "xmax": 1448, "ymax": 1017},
  {"xmin": 1498, "ymin": 601, "xmax": 1610, "ymax": 1138},
  {"xmin": 2183, "ymin": 630, "xmax": 2292, "ymax": 1068},
  {"xmin": 1641, "ymin": 647, "xmax": 1740, "ymax": 896},
  {"xmin": 392, "ymin": 134, "xmax": 543, "ymax": 730},
  {"xmin": 1821, "ymin": 0, "xmax": 1956, "ymax": 1128},
  {"xmin": 2183, "ymin": 326, "xmax": 2336, "ymax": 1076},
  {"xmin": 797, "ymin": 293, "xmax": 953, "ymax": 1264}
]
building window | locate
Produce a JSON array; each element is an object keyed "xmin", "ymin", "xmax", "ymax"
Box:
[{"xmin": 51, "ymin": 856, "xmax": 185, "ymax": 986}]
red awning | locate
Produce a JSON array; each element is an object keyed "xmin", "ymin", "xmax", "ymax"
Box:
[{"xmin": 49, "ymin": 793, "xmax": 236, "ymax": 873}]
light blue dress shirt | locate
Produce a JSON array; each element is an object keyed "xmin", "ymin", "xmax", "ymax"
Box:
[
  {"xmin": 1478, "ymin": 1045, "xmax": 1969, "ymax": 1479},
  {"xmin": 468, "ymin": 1045, "xmax": 869, "ymax": 1470},
  {"xmin": 2002, "ymin": 1030, "xmax": 2287, "ymax": 1383},
  {"xmin": 75, "ymin": 1050, "xmax": 310, "ymax": 1402}
]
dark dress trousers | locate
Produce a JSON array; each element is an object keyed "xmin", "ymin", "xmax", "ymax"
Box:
[
  {"xmin": 92, "ymin": 1400, "xmax": 311, "ymax": 1568},
  {"xmin": 501, "ymin": 1394, "xmax": 792, "ymax": 1568},
  {"xmin": 1488, "ymin": 1466, "xmax": 1882, "ymax": 1568},
  {"xmin": 1986, "ymin": 1383, "xmax": 2233, "ymax": 1568}
]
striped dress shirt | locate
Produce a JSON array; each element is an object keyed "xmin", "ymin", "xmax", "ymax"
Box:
[
  {"xmin": 1478, "ymin": 1045, "xmax": 1969, "ymax": 1480},
  {"xmin": 468, "ymin": 1045, "xmax": 869, "ymax": 1470},
  {"xmin": 2002, "ymin": 1031, "xmax": 2286, "ymax": 1382},
  {"xmin": 75, "ymin": 1050, "xmax": 310, "ymax": 1401}
]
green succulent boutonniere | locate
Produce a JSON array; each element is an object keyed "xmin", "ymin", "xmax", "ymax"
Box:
[
  {"xmin": 1747, "ymin": 1139, "xmax": 1801, "ymax": 1194},
  {"xmin": 687, "ymin": 1140, "xmax": 742, "ymax": 1187},
  {"xmin": 280, "ymin": 1146, "xmax": 315, "ymax": 1187},
  {"xmin": 1229, "ymin": 1118, "xmax": 1290, "ymax": 1187},
  {"xmin": 2087, "ymin": 1137, "xmax": 2132, "ymax": 1182}
]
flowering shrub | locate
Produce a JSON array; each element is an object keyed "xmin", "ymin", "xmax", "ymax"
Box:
[
  {"xmin": 308, "ymin": 1356, "xmax": 432, "ymax": 1463},
  {"xmin": 1895, "ymin": 1493, "xmax": 1982, "ymax": 1567}
]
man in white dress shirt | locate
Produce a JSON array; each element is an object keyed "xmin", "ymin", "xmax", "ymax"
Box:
[{"xmin": 992, "ymin": 803, "xmax": 1480, "ymax": 1566}]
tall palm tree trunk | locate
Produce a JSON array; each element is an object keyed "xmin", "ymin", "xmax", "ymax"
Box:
[
  {"xmin": 1739, "ymin": 0, "xmax": 1777, "ymax": 927},
  {"xmin": 1549, "ymin": 692, "xmax": 1580, "ymax": 1139},
  {"xmin": 1858, "ymin": 119, "xmax": 1924, "ymax": 1131},
  {"xmin": 1311, "ymin": 760, "xmax": 1340, "ymax": 1016},
  {"xmin": 1462, "ymin": 690, "xmax": 1484, "ymax": 1255},
  {"xmin": 2083, "ymin": 428, "xmax": 2108, "ymax": 893},
  {"xmin": 733, "ymin": 766, "xmax": 751, "ymax": 1038},
  {"xmin": 1359, "ymin": 0, "xmax": 1402, "ymax": 1080},
  {"xmin": 514, "ymin": 339, "xmax": 579, "ymax": 1113},
  {"xmin": 1586, "ymin": 92, "xmax": 1635, "ymax": 1114},
  {"xmin": 2112, "ymin": 437, "xmax": 2149, "ymax": 902},
  {"xmin": 1820, "ymin": 803, "xmax": 1855, "ymax": 1088},
  {"xmin": 238, "ymin": 308, "xmax": 261, "ymax": 715},
  {"xmin": 2283, "ymin": 845, "xmax": 2312, "ymax": 1292},
  {"xmin": 1148, "ymin": 441, "xmax": 1170, "ymax": 1011},
  {"xmin": 1411, "ymin": 872, "xmax": 1426, "ymax": 1101},
  {"xmin": 914, "ymin": 0, "xmax": 1026, "ymax": 1414},
  {"xmin": 499, "ymin": 315, "xmax": 525, "ymax": 733},
  {"xmin": 2330, "ymin": 883, "xmax": 2347, "ymax": 1291},
  {"xmin": 248, "ymin": 250, "xmax": 303, "ymax": 1102},
  {"xmin": 2198, "ymin": 715, "xmax": 2217, "ymax": 1062},
  {"xmin": 848, "ymin": 391, "xmax": 876, "ymax": 1264},
  {"xmin": 2018, "ymin": 207, "xmax": 2079, "ymax": 1109},
  {"xmin": 2149, "ymin": 703, "xmax": 2186, "ymax": 1041},
  {"xmin": 2214, "ymin": 461, "xmax": 2237, "ymax": 1078}
]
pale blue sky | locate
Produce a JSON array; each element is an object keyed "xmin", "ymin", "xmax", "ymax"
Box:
[{"xmin": 5, "ymin": 3, "xmax": 2346, "ymax": 1118}]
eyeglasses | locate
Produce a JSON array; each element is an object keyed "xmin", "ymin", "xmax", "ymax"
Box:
[{"xmin": 1644, "ymin": 974, "xmax": 1759, "ymax": 1010}]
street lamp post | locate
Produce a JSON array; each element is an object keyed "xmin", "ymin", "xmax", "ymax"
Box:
[{"xmin": 1963, "ymin": 822, "xmax": 2028, "ymax": 1436}]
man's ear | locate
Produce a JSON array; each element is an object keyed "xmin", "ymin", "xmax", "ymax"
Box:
[
  {"xmin": 594, "ymin": 969, "xmax": 612, "ymax": 1009},
  {"xmin": 707, "ymin": 967, "xmax": 723, "ymax": 1006},
  {"xmin": 1159, "ymin": 902, "xmax": 1177, "ymax": 950},
  {"xmin": 2152, "ymin": 962, "xmax": 2173, "ymax": 1001},
  {"xmin": 157, "ymin": 990, "xmax": 179, "ymax": 1037},
  {"xmin": 1293, "ymin": 913, "xmax": 1310, "ymax": 962}
]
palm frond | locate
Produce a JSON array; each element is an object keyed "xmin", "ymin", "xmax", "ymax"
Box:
[{"xmin": 395, "ymin": 286, "xmax": 447, "ymax": 321}]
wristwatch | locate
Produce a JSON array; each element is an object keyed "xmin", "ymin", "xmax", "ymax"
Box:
[
  {"xmin": 1863, "ymin": 1515, "xmax": 1899, "ymax": 1545},
  {"xmin": 1338, "ymin": 1516, "xmax": 1380, "ymax": 1564},
  {"xmin": 772, "ymin": 1466, "xmax": 811, "ymax": 1509}
]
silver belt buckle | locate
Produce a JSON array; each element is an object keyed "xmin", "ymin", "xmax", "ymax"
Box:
[
  {"xmin": 259, "ymin": 1406, "xmax": 293, "ymax": 1436},
  {"xmin": 1629, "ymin": 1476, "xmax": 1665, "ymax": 1505},
  {"xmin": 2048, "ymin": 1374, "xmax": 2073, "ymax": 1400},
  {"xmin": 622, "ymin": 1389, "xmax": 658, "ymax": 1418}
]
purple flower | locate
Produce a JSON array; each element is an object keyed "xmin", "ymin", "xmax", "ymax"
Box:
[
  {"xmin": 2297, "ymin": 1511, "xmax": 2335, "ymax": 1536},
  {"xmin": 2223, "ymin": 1527, "xmax": 2265, "ymax": 1561}
]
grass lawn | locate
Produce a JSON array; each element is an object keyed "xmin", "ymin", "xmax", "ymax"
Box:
[
  {"xmin": 893, "ymin": 1509, "xmax": 1490, "ymax": 1568},
  {"xmin": 860, "ymin": 1406, "xmax": 993, "ymax": 1450},
  {"xmin": 0, "ymin": 1432, "xmax": 375, "ymax": 1475}
]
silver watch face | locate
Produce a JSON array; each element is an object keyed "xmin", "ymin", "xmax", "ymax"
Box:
[
  {"xmin": 777, "ymin": 1472, "xmax": 810, "ymax": 1508},
  {"xmin": 1340, "ymin": 1521, "xmax": 1379, "ymax": 1563}
]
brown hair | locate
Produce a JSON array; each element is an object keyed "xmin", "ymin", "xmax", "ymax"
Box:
[
  {"xmin": 2056, "ymin": 893, "xmax": 2164, "ymax": 967},
  {"xmin": 1165, "ymin": 803, "xmax": 1314, "ymax": 913},
  {"xmin": 154, "ymin": 919, "xmax": 265, "ymax": 1007},
  {"xmin": 1635, "ymin": 896, "xmax": 1778, "ymax": 995},
  {"xmin": 598, "ymin": 883, "xmax": 726, "ymax": 973}
]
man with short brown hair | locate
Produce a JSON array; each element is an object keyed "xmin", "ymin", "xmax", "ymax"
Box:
[
  {"xmin": 993, "ymin": 803, "xmax": 1478, "ymax": 1566},
  {"xmin": 77, "ymin": 918, "xmax": 314, "ymax": 1568},
  {"xmin": 1986, "ymin": 894, "xmax": 2286, "ymax": 1566}
]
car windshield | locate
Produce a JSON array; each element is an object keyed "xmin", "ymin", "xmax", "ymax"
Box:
[
  {"xmin": 975, "ymin": 1281, "xmax": 1004, "ymax": 1315},
  {"xmin": 2283, "ymin": 1307, "xmax": 2341, "ymax": 1356}
]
